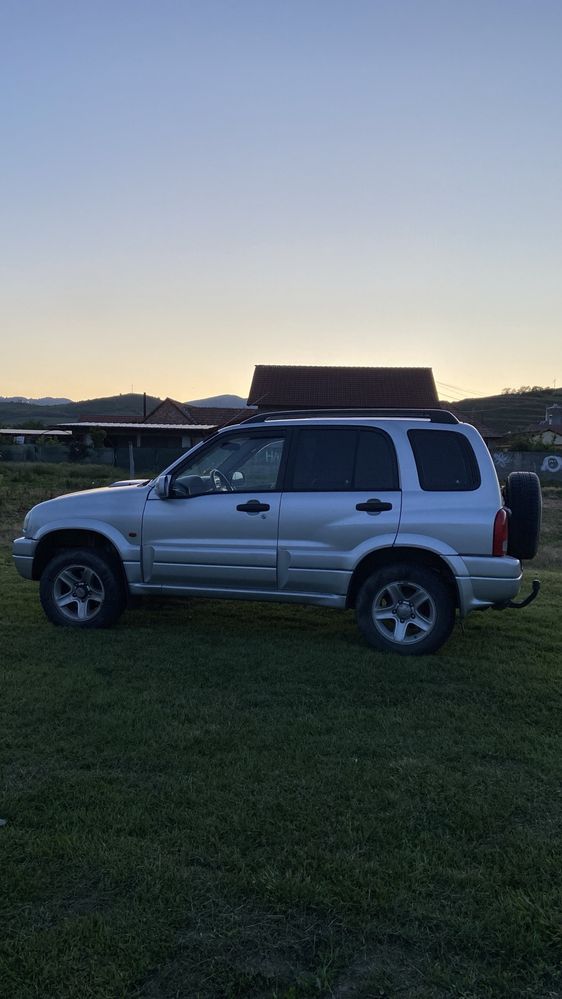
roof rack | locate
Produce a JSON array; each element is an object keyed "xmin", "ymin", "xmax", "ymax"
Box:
[{"xmin": 241, "ymin": 408, "xmax": 459, "ymax": 425}]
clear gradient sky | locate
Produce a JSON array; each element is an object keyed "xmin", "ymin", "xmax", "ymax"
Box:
[{"xmin": 2, "ymin": 0, "xmax": 561, "ymax": 404}]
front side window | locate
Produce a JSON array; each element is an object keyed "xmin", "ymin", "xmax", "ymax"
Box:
[
  {"xmin": 290, "ymin": 428, "xmax": 398, "ymax": 491},
  {"xmin": 172, "ymin": 433, "xmax": 286, "ymax": 496}
]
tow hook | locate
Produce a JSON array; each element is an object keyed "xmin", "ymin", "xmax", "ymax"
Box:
[{"xmin": 493, "ymin": 579, "xmax": 541, "ymax": 611}]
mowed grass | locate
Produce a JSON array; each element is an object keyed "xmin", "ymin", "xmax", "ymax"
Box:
[{"xmin": 1, "ymin": 467, "xmax": 561, "ymax": 998}]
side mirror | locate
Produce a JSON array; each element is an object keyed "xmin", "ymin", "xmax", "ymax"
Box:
[{"xmin": 154, "ymin": 474, "xmax": 172, "ymax": 499}]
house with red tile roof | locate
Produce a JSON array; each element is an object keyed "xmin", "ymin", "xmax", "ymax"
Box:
[
  {"xmin": 247, "ymin": 364, "xmax": 440, "ymax": 410},
  {"xmin": 144, "ymin": 398, "xmax": 248, "ymax": 429}
]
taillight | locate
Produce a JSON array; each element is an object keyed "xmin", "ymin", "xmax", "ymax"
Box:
[{"xmin": 493, "ymin": 508, "xmax": 509, "ymax": 556}]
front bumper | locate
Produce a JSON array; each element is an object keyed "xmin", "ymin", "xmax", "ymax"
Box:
[{"xmin": 12, "ymin": 537, "xmax": 37, "ymax": 580}]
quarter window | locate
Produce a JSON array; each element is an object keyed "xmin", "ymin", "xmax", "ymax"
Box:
[{"xmin": 408, "ymin": 429, "xmax": 480, "ymax": 491}]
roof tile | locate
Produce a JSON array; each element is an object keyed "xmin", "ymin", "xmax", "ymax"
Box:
[{"xmin": 247, "ymin": 365, "xmax": 439, "ymax": 408}]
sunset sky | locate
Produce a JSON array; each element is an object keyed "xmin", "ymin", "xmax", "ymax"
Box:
[{"xmin": 2, "ymin": 0, "xmax": 561, "ymax": 404}]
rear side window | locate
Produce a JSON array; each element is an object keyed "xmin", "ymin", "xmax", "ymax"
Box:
[
  {"xmin": 290, "ymin": 428, "xmax": 398, "ymax": 491},
  {"xmin": 408, "ymin": 429, "xmax": 480, "ymax": 491},
  {"xmin": 355, "ymin": 430, "xmax": 399, "ymax": 489}
]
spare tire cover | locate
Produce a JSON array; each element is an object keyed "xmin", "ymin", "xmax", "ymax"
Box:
[{"xmin": 504, "ymin": 471, "xmax": 542, "ymax": 560}]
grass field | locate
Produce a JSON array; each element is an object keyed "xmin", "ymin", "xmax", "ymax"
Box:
[{"xmin": 1, "ymin": 465, "xmax": 561, "ymax": 998}]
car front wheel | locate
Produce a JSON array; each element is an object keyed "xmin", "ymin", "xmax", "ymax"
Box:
[
  {"xmin": 40, "ymin": 548, "xmax": 126, "ymax": 628},
  {"xmin": 356, "ymin": 564, "xmax": 456, "ymax": 656}
]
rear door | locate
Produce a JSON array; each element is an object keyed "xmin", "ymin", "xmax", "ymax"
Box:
[{"xmin": 278, "ymin": 426, "xmax": 401, "ymax": 596}]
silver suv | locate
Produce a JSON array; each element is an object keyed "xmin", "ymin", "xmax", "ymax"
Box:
[{"xmin": 12, "ymin": 409, "xmax": 542, "ymax": 655}]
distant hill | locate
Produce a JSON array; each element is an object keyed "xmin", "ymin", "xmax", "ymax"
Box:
[
  {"xmin": 0, "ymin": 393, "xmax": 162, "ymax": 428},
  {"xmin": 0, "ymin": 392, "xmax": 253, "ymax": 427},
  {"xmin": 71, "ymin": 393, "xmax": 163, "ymax": 417},
  {"xmin": 1, "ymin": 388, "xmax": 557, "ymax": 434},
  {"xmin": 0, "ymin": 400, "xmax": 79, "ymax": 427},
  {"xmin": 187, "ymin": 394, "xmax": 248, "ymax": 408},
  {"xmin": 449, "ymin": 388, "xmax": 561, "ymax": 434},
  {"xmin": 0, "ymin": 396, "xmax": 72, "ymax": 406}
]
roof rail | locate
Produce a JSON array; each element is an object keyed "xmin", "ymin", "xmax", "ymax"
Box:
[{"xmin": 241, "ymin": 408, "xmax": 459, "ymax": 425}]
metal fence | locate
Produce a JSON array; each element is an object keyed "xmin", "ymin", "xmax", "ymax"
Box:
[
  {"xmin": 0, "ymin": 444, "xmax": 187, "ymax": 475},
  {"xmin": 1, "ymin": 442, "xmax": 561, "ymax": 483}
]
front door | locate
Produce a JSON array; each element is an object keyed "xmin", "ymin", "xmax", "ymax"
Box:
[{"xmin": 142, "ymin": 430, "xmax": 287, "ymax": 591}]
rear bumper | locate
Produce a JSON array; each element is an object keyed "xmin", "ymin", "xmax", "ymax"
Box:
[{"xmin": 451, "ymin": 555, "xmax": 522, "ymax": 616}]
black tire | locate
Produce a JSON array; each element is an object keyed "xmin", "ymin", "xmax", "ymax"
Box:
[
  {"xmin": 40, "ymin": 548, "xmax": 126, "ymax": 629},
  {"xmin": 504, "ymin": 472, "xmax": 542, "ymax": 561},
  {"xmin": 356, "ymin": 564, "xmax": 456, "ymax": 656}
]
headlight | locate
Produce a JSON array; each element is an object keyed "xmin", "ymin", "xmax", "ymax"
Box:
[{"xmin": 22, "ymin": 512, "xmax": 30, "ymax": 535}]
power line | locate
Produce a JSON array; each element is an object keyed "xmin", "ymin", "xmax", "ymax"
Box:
[
  {"xmin": 436, "ymin": 387, "xmax": 471, "ymax": 402},
  {"xmin": 436, "ymin": 381, "xmax": 487, "ymax": 398},
  {"xmin": 437, "ymin": 381, "xmax": 481, "ymax": 394}
]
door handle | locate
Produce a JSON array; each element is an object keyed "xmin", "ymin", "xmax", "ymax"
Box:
[
  {"xmin": 356, "ymin": 499, "xmax": 393, "ymax": 512},
  {"xmin": 236, "ymin": 500, "xmax": 270, "ymax": 513}
]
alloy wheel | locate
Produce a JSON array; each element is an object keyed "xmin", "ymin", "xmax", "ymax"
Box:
[
  {"xmin": 371, "ymin": 579, "xmax": 437, "ymax": 646},
  {"xmin": 52, "ymin": 564, "xmax": 105, "ymax": 623}
]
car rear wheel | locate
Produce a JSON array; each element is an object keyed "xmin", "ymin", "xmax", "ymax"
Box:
[
  {"xmin": 356, "ymin": 564, "xmax": 456, "ymax": 656},
  {"xmin": 40, "ymin": 548, "xmax": 126, "ymax": 628}
]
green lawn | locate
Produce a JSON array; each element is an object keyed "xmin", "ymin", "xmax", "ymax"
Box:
[{"xmin": 1, "ymin": 467, "xmax": 561, "ymax": 998}]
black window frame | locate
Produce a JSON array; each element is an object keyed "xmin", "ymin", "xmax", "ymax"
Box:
[{"xmin": 408, "ymin": 429, "xmax": 481, "ymax": 492}]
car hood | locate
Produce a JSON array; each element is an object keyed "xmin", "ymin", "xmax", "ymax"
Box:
[{"xmin": 24, "ymin": 482, "xmax": 152, "ymax": 538}]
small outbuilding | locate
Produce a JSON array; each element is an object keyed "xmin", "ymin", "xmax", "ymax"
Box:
[{"xmin": 525, "ymin": 403, "xmax": 562, "ymax": 447}]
